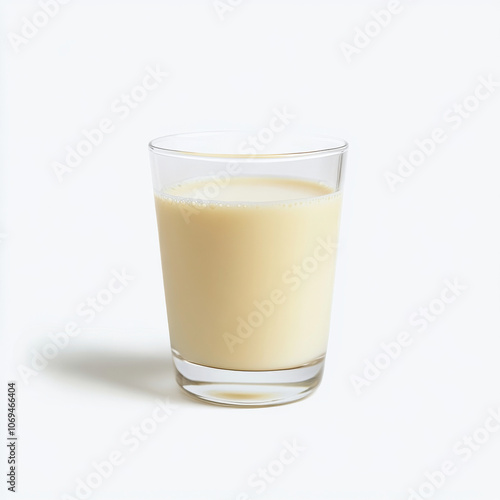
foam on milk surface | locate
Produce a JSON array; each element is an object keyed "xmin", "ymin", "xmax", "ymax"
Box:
[{"xmin": 161, "ymin": 175, "xmax": 336, "ymax": 204}]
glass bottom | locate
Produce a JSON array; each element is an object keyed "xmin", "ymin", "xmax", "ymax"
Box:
[{"xmin": 172, "ymin": 351, "xmax": 325, "ymax": 407}]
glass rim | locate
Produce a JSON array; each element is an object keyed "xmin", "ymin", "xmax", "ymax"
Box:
[{"xmin": 148, "ymin": 131, "xmax": 348, "ymax": 160}]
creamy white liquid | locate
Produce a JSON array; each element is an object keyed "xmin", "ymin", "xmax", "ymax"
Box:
[{"xmin": 155, "ymin": 176, "xmax": 342, "ymax": 371}]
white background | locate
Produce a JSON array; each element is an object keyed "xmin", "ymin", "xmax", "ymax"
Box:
[{"xmin": 2, "ymin": 1, "xmax": 500, "ymax": 499}]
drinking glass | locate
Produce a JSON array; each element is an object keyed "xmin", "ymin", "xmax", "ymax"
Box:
[{"xmin": 149, "ymin": 131, "xmax": 348, "ymax": 407}]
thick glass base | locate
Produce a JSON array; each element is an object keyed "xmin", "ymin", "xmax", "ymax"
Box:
[{"xmin": 172, "ymin": 351, "xmax": 325, "ymax": 407}]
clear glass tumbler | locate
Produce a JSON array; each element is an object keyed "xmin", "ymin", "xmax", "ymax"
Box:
[{"xmin": 149, "ymin": 131, "xmax": 348, "ymax": 407}]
